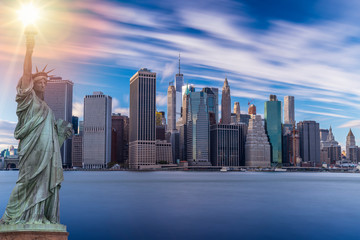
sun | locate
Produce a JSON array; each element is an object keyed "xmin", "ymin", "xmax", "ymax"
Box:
[{"xmin": 17, "ymin": 3, "xmax": 41, "ymax": 26}]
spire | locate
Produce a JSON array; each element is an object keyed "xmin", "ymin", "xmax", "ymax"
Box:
[
  {"xmin": 178, "ymin": 53, "xmax": 181, "ymax": 75},
  {"xmin": 223, "ymin": 76, "xmax": 229, "ymax": 88},
  {"xmin": 348, "ymin": 128, "xmax": 354, "ymax": 137}
]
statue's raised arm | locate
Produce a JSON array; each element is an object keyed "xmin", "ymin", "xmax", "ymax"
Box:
[{"xmin": 20, "ymin": 26, "xmax": 36, "ymax": 90}]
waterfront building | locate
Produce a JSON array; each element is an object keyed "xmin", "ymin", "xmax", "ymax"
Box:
[
  {"xmin": 264, "ymin": 95, "xmax": 282, "ymax": 164},
  {"xmin": 167, "ymin": 85, "xmax": 176, "ymax": 132},
  {"xmin": 44, "ymin": 76, "xmax": 73, "ymax": 168},
  {"xmin": 129, "ymin": 68, "xmax": 156, "ymax": 169},
  {"xmin": 175, "ymin": 55, "xmax": 184, "ymax": 122},
  {"xmin": 210, "ymin": 124, "xmax": 247, "ymax": 166},
  {"xmin": 346, "ymin": 129, "xmax": 359, "ymax": 162},
  {"xmin": 282, "ymin": 126, "xmax": 300, "ymax": 166},
  {"xmin": 187, "ymin": 91, "xmax": 211, "ymax": 165},
  {"xmin": 248, "ymin": 104, "xmax": 256, "ymax": 115},
  {"xmin": 297, "ymin": 121, "xmax": 320, "ymax": 166},
  {"xmin": 83, "ymin": 91, "xmax": 112, "ymax": 169},
  {"xmin": 111, "ymin": 113, "xmax": 129, "ymax": 164},
  {"xmin": 156, "ymin": 140, "xmax": 172, "ymax": 164},
  {"xmin": 202, "ymin": 87, "xmax": 219, "ymax": 124},
  {"xmin": 221, "ymin": 77, "xmax": 231, "ymax": 124},
  {"xmin": 245, "ymin": 115, "xmax": 271, "ymax": 167},
  {"xmin": 72, "ymin": 134, "xmax": 83, "ymax": 168},
  {"xmin": 320, "ymin": 129, "xmax": 329, "ymax": 142},
  {"xmin": 284, "ymin": 96, "xmax": 295, "ymax": 125},
  {"xmin": 72, "ymin": 116, "xmax": 79, "ymax": 134},
  {"xmin": 320, "ymin": 127, "xmax": 341, "ymax": 164}
]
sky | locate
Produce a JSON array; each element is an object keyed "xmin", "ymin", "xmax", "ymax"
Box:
[{"xmin": 1, "ymin": 0, "xmax": 360, "ymax": 151}]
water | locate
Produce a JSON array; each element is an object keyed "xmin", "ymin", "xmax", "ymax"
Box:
[{"xmin": 1, "ymin": 171, "xmax": 360, "ymax": 240}]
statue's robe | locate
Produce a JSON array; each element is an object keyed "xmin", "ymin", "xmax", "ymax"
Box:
[{"xmin": 1, "ymin": 80, "xmax": 68, "ymax": 224}]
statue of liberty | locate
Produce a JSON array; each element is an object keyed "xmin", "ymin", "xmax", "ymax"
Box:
[{"xmin": 0, "ymin": 26, "xmax": 72, "ymax": 226}]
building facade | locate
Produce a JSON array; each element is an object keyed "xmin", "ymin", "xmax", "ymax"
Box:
[
  {"xmin": 167, "ymin": 85, "xmax": 176, "ymax": 132},
  {"xmin": 284, "ymin": 96, "xmax": 295, "ymax": 125},
  {"xmin": 210, "ymin": 124, "xmax": 247, "ymax": 166},
  {"xmin": 264, "ymin": 95, "xmax": 282, "ymax": 164},
  {"xmin": 111, "ymin": 114, "xmax": 129, "ymax": 164},
  {"xmin": 44, "ymin": 77, "xmax": 73, "ymax": 168},
  {"xmin": 187, "ymin": 91, "xmax": 211, "ymax": 165},
  {"xmin": 221, "ymin": 77, "xmax": 231, "ymax": 124},
  {"xmin": 72, "ymin": 134, "xmax": 83, "ymax": 168},
  {"xmin": 129, "ymin": 68, "xmax": 157, "ymax": 169},
  {"xmin": 83, "ymin": 92, "xmax": 112, "ymax": 168},
  {"xmin": 346, "ymin": 129, "xmax": 359, "ymax": 162},
  {"xmin": 245, "ymin": 115, "xmax": 271, "ymax": 167},
  {"xmin": 202, "ymin": 87, "xmax": 219, "ymax": 124},
  {"xmin": 297, "ymin": 121, "xmax": 320, "ymax": 166}
]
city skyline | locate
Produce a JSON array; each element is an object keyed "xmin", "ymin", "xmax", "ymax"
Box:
[{"xmin": 1, "ymin": 0, "xmax": 360, "ymax": 150}]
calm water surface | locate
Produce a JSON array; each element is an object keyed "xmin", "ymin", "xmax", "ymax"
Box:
[{"xmin": 1, "ymin": 171, "xmax": 360, "ymax": 240}]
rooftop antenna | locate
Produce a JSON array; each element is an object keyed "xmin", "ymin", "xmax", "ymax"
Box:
[{"xmin": 178, "ymin": 53, "xmax": 181, "ymax": 75}]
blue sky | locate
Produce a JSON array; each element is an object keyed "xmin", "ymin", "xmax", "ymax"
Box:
[{"xmin": 1, "ymin": 0, "xmax": 360, "ymax": 151}]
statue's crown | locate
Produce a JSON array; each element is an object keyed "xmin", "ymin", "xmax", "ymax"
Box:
[{"xmin": 32, "ymin": 65, "xmax": 55, "ymax": 79}]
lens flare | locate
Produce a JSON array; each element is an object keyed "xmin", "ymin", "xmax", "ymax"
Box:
[{"xmin": 17, "ymin": 3, "xmax": 40, "ymax": 26}]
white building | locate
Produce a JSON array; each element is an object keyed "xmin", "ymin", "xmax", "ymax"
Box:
[{"xmin": 83, "ymin": 92, "xmax": 112, "ymax": 168}]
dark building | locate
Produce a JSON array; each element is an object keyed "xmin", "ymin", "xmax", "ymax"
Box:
[
  {"xmin": 202, "ymin": 87, "xmax": 219, "ymax": 124},
  {"xmin": 44, "ymin": 77, "xmax": 73, "ymax": 168},
  {"xmin": 72, "ymin": 116, "xmax": 79, "ymax": 134},
  {"xmin": 297, "ymin": 121, "xmax": 320, "ymax": 166},
  {"xmin": 210, "ymin": 124, "xmax": 247, "ymax": 166},
  {"xmin": 111, "ymin": 114, "xmax": 129, "ymax": 164},
  {"xmin": 72, "ymin": 134, "xmax": 83, "ymax": 168},
  {"xmin": 240, "ymin": 114, "xmax": 251, "ymax": 126},
  {"xmin": 156, "ymin": 125, "xmax": 166, "ymax": 141}
]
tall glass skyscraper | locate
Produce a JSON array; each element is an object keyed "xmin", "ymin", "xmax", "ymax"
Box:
[
  {"xmin": 44, "ymin": 77, "xmax": 73, "ymax": 168},
  {"xmin": 187, "ymin": 91, "xmax": 211, "ymax": 165},
  {"xmin": 202, "ymin": 87, "xmax": 219, "ymax": 124},
  {"xmin": 264, "ymin": 95, "xmax": 282, "ymax": 164},
  {"xmin": 175, "ymin": 55, "xmax": 184, "ymax": 122}
]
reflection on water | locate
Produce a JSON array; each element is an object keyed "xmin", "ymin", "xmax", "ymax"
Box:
[{"xmin": 1, "ymin": 171, "xmax": 360, "ymax": 240}]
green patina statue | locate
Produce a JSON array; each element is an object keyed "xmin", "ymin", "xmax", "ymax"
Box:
[{"xmin": 0, "ymin": 27, "xmax": 72, "ymax": 228}]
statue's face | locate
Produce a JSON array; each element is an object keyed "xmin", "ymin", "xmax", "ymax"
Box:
[{"xmin": 33, "ymin": 77, "xmax": 47, "ymax": 93}]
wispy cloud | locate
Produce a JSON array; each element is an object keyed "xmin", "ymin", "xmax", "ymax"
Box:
[
  {"xmin": 338, "ymin": 120, "xmax": 360, "ymax": 129},
  {"xmin": 297, "ymin": 109, "xmax": 351, "ymax": 119},
  {"xmin": 156, "ymin": 94, "xmax": 167, "ymax": 107},
  {"xmin": 72, "ymin": 102, "xmax": 83, "ymax": 118}
]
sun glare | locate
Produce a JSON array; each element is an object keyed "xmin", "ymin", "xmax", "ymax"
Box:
[{"xmin": 17, "ymin": 3, "xmax": 40, "ymax": 26}]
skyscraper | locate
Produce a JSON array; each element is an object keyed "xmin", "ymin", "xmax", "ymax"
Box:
[
  {"xmin": 187, "ymin": 91, "xmax": 211, "ymax": 165},
  {"xmin": 320, "ymin": 127, "xmax": 341, "ymax": 164},
  {"xmin": 264, "ymin": 95, "xmax": 282, "ymax": 164},
  {"xmin": 175, "ymin": 55, "xmax": 184, "ymax": 122},
  {"xmin": 202, "ymin": 87, "xmax": 219, "ymax": 124},
  {"xmin": 210, "ymin": 124, "xmax": 247, "ymax": 166},
  {"xmin": 245, "ymin": 115, "xmax": 271, "ymax": 167},
  {"xmin": 83, "ymin": 91, "xmax": 112, "ymax": 168},
  {"xmin": 72, "ymin": 116, "xmax": 79, "ymax": 134},
  {"xmin": 111, "ymin": 113, "xmax": 129, "ymax": 164},
  {"xmin": 129, "ymin": 68, "xmax": 156, "ymax": 169},
  {"xmin": 221, "ymin": 77, "xmax": 231, "ymax": 124},
  {"xmin": 346, "ymin": 129, "xmax": 359, "ymax": 162},
  {"xmin": 297, "ymin": 121, "xmax": 320, "ymax": 165},
  {"xmin": 167, "ymin": 85, "xmax": 176, "ymax": 132},
  {"xmin": 44, "ymin": 76, "xmax": 73, "ymax": 168},
  {"xmin": 248, "ymin": 104, "xmax": 256, "ymax": 115},
  {"xmin": 234, "ymin": 102, "xmax": 240, "ymax": 123},
  {"xmin": 284, "ymin": 96, "xmax": 295, "ymax": 125}
]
